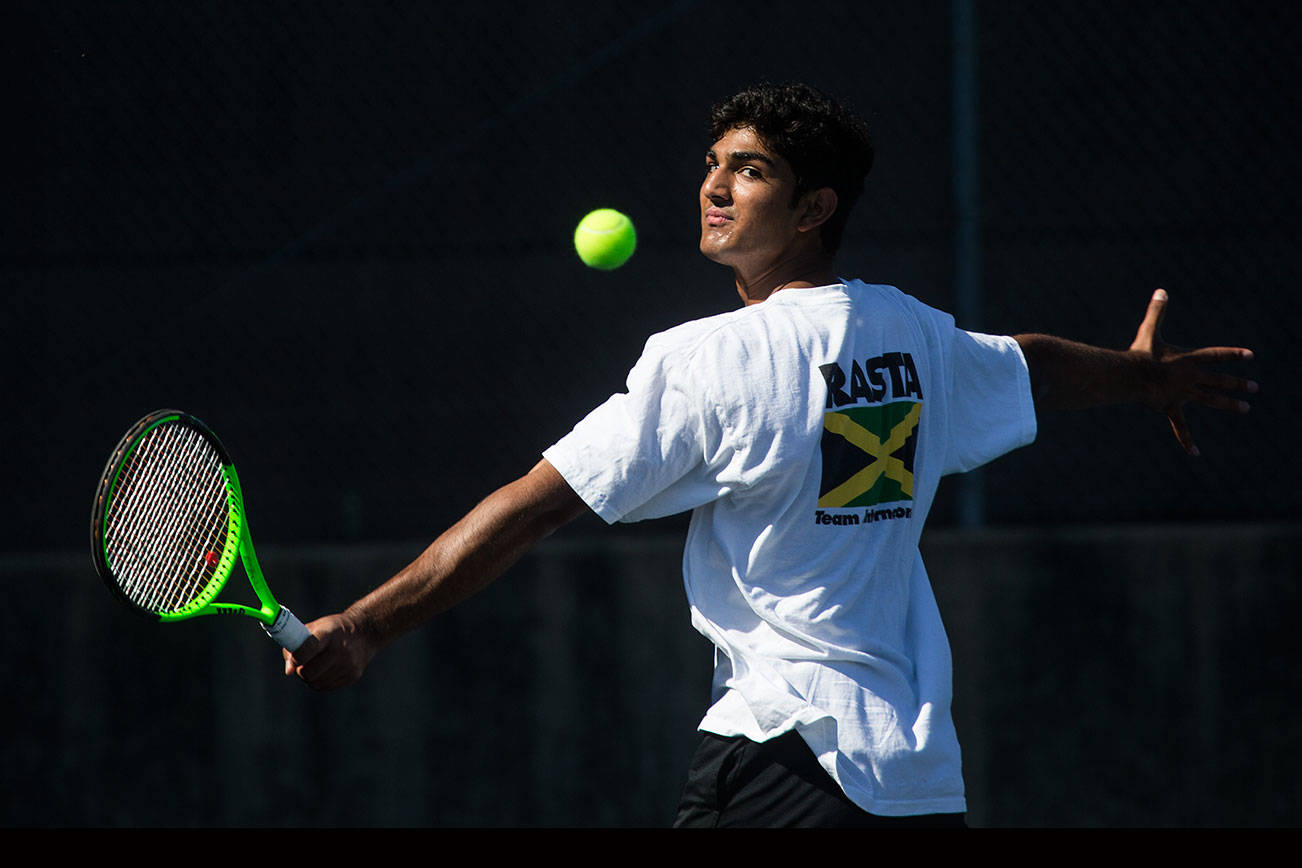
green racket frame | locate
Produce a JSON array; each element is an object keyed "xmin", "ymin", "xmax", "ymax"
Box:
[{"xmin": 92, "ymin": 410, "xmax": 307, "ymax": 648}]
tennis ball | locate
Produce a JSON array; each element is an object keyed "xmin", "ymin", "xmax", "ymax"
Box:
[{"xmin": 574, "ymin": 208, "xmax": 636, "ymax": 270}]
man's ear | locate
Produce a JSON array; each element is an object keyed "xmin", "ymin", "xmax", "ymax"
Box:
[{"xmin": 797, "ymin": 187, "xmax": 838, "ymax": 233}]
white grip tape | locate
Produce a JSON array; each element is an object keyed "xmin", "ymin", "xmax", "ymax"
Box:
[{"xmin": 264, "ymin": 605, "xmax": 311, "ymax": 652}]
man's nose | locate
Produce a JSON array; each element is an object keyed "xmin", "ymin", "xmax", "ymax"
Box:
[{"xmin": 702, "ymin": 171, "xmax": 730, "ymax": 203}]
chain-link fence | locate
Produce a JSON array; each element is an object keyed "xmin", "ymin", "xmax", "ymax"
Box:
[{"xmin": 5, "ymin": 1, "xmax": 1295, "ymax": 552}]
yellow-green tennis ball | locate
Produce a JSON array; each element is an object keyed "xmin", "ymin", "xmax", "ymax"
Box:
[{"xmin": 574, "ymin": 208, "xmax": 636, "ymax": 270}]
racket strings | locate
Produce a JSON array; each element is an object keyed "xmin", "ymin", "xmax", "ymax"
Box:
[
  {"xmin": 125, "ymin": 436, "xmax": 225, "ymax": 609},
  {"xmin": 125, "ymin": 428, "xmax": 228, "ymax": 610},
  {"xmin": 108, "ymin": 427, "xmax": 209, "ymax": 606},
  {"xmin": 111, "ymin": 427, "xmax": 227, "ymax": 610},
  {"xmin": 104, "ymin": 423, "xmax": 232, "ymax": 613}
]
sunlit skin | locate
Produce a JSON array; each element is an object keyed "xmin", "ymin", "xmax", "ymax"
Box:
[
  {"xmin": 700, "ymin": 126, "xmax": 839, "ymax": 306},
  {"xmin": 281, "ymin": 121, "xmax": 1258, "ymax": 694}
]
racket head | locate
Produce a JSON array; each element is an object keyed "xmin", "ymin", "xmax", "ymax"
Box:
[{"xmin": 91, "ymin": 409, "xmax": 246, "ymax": 622}]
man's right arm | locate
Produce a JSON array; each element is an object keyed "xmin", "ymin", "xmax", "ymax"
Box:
[{"xmin": 283, "ymin": 459, "xmax": 590, "ymax": 691}]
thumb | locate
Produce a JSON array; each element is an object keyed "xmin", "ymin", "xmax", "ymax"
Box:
[
  {"xmin": 1132, "ymin": 288, "xmax": 1168, "ymax": 352},
  {"xmin": 283, "ymin": 630, "xmax": 322, "ymax": 675}
]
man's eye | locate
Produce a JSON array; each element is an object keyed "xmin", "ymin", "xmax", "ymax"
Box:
[{"xmin": 740, "ymin": 167, "xmax": 762, "ymax": 179}]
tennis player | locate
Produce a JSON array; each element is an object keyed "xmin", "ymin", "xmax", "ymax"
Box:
[{"xmin": 284, "ymin": 83, "xmax": 1256, "ymax": 827}]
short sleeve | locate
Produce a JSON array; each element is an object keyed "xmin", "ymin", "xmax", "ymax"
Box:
[
  {"xmin": 942, "ymin": 330, "xmax": 1038, "ymax": 474},
  {"xmin": 542, "ymin": 336, "xmax": 730, "ymax": 524}
]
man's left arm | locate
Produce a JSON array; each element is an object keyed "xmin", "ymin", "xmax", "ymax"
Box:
[{"xmin": 1014, "ymin": 289, "xmax": 1257, "ymax": 456}]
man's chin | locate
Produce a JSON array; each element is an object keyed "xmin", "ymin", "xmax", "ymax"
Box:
[{"xmin": 699, "ymin": 240, "xmax": 731, "ymax": 266}]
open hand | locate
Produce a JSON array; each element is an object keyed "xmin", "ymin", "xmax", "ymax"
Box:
[{"xmin": 1129, "ymin": 288, "xmax": 1257, "ymax": 456}]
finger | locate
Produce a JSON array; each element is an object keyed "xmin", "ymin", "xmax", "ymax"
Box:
[
  {"xmin": 301, "ymin": 666, "xmax": 345, "ymax": 692},
  {"xmin": 282, "ymin": 631, "xmax": 324, "ymax": 683},
  {"xmin": 291, "ymin": 631, "xmax": 322, "ymax": 664},
  {"xmin": 1132, "ymin": 288, "xmax": 1168, "ymax": 350},
  {"xmin": 296, "ymin": 653, "xmax": 344, "ymax": 691},
  {"xmin": 1167, "ymin": 405, "xmax": 1199, "ymax": 456},
  {"xmin": 1197, "ymin": 371, "xmax": 1259, "ymax": 396},
  {"xmin": 1185, "ymin": 346, "xmax": 1255, "ymax": 363},
  {"xmin": 299, "ymin": 647, "xmax": 364, "ymax": 692},
  {"xmin": 312, "ymin": 671, "xmax": 351, "ymax": 692},
  {"xmin": 1191, "ymin": 388, "xmax": 1252, "ymax": 414}
]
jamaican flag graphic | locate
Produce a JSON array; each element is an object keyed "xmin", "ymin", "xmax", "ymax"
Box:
[{"xmin": 818, "ymin": 401, "xmax": 921, "ymax": 508}]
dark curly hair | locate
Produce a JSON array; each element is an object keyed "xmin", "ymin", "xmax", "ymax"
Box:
[{"xmin": 708, "ymin": 83, "xmax": 874, "ymax": 255}]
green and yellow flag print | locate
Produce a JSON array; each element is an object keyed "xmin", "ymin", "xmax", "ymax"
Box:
[{"xmin": 817, "ymin": 401, "xmax": 920, "ymax": 508}]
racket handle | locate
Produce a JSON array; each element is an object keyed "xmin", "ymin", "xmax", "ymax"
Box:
[{"xmin": 264, "ymin": 605, "xmax": 312, "ymax": 652}]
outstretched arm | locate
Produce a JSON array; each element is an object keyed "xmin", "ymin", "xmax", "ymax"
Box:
[
  {"xmin": 1014, "ymin": 289, "xmax": 1257, "ymax": 456},
  {"xmin": 284, "ymin": 459, "xmax": 590, "ymax": 691}
]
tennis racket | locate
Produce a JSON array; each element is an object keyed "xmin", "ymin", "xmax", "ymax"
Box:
[{"xmin": 91, "ymin": 409, "xmax": 311, "ymax": 651}]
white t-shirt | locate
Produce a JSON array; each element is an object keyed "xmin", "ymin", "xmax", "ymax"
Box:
[{"xmin": 543, "ymin": 280, "xmax": 1036, "ymax": 816}]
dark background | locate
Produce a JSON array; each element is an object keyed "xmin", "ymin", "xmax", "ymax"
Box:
[{"xmin": 3, "ymin": 1, "xmax": 1298, "ymax": 827}]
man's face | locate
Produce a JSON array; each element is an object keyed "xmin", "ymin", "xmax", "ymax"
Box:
[{"xmin": 699, "ymin": 126, "xmax": 808, "ymax": 271}]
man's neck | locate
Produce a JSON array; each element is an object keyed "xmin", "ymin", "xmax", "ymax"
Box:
[{"xmin": 734, "ymin": 253, "xmax": 838, "ymax": 306}]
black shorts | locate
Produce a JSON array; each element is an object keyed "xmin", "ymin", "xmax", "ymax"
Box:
[{"xmin": 673, "ymin": 730, "xmax": 967, "ymax": 828}]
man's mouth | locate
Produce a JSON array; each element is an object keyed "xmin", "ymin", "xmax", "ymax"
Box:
[{"xmin": 705, "ymin": 207, "xmax": 731, "ymax": 227}]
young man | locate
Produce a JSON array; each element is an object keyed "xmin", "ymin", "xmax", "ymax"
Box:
[{"xmin": 283, "ymin": 84, "xmax": 1256, "ymax": 826}]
